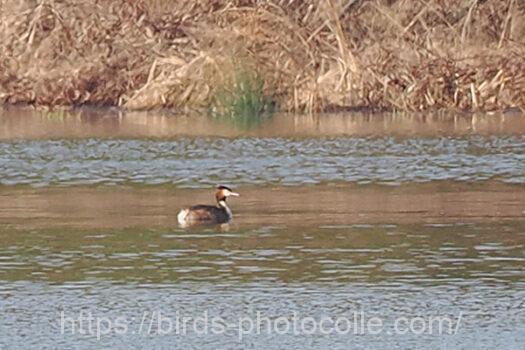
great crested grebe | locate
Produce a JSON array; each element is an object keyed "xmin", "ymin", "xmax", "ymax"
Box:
[{"xmin": 177, "ymin": 185, "xmax": 239, "ymax": 226}]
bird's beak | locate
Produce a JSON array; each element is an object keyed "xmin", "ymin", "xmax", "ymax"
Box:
[{"xmin": 229, "ymin": 192, "xmax": 240, "ymax": 197}]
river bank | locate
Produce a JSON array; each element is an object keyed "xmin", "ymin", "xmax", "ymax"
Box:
[{"xmin": 1, "ymin": 0, "xmax": 524, "ymax": 113}]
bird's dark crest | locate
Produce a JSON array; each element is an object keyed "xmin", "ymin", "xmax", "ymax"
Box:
[{"xmin": 216, "ymin": 185, "xmax": 233, "ymax": 191}]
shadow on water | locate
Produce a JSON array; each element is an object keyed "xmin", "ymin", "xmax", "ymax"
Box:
[
  {"xmin": 1, "ymin": 107, "xmax": 525, "ymax": 139},
  {"xmin": 212, "ymin": 111, "xmax": 274, "ymax": 131}
]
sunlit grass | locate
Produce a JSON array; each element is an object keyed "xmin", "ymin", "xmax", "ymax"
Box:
[{"xmin": 210, "ymin": 68, "xmax": 275, "ymax": 129}]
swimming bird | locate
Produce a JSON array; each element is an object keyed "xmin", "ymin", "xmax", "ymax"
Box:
[{"xmin": 177, "ymin": 185, "xmax": 239, "ymax": 226}]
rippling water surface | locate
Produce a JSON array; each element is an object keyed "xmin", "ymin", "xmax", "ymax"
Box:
[
  {"xmin": 1, "ymin": 136, "xmax": 525, "ymax": 186},
  {"xmin": 0, "ymin": 109, "xmax": 524, "ymax": 349}
]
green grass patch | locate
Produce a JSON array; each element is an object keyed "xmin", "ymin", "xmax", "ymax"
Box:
[{"xmin": 210, "ymin": 69, "xmax": 275, "ymax": 129}]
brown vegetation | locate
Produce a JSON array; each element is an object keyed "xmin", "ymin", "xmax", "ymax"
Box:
[{"xmin": 1, "ymin": 0, "xmax": 524, "ymax": 112}]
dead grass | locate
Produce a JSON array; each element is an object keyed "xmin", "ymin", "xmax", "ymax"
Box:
[{"xmin": 0, "ymin": 0, "xmax": 524, "ymax": 113}]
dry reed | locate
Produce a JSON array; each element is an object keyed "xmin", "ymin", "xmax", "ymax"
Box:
[{"xmin": 0, "ymin": 0, "xmax": 524, "ymax": 113}]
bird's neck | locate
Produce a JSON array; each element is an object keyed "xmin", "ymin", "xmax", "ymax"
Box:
[{"xmin": 217, "ymin": 200, "xmax": 232, "ymax": 218}]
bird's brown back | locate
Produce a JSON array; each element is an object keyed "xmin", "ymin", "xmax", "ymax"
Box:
[{"xmin": 186, "ymin": 205, "xmax": 230, "ymax": 223}]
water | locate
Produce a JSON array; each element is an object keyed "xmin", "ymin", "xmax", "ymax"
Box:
[
  {"xmin": 1, "ymin": 137, "xmax": 525, "ymax": 186},
  {"xmin": 1, "ymin": 109, "xmax": 524, "ymax": 349},
  {"xmin": 1, "ymin": 219, "xmax": 524, "ymax": 349}
]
